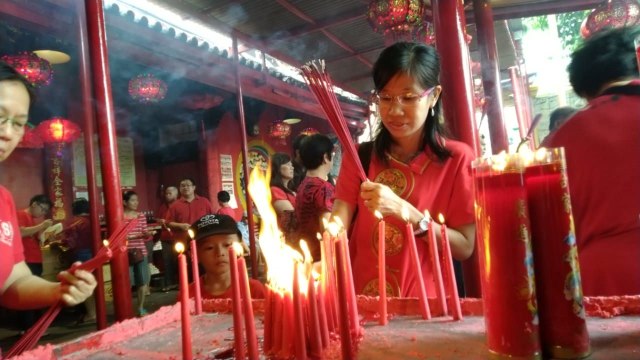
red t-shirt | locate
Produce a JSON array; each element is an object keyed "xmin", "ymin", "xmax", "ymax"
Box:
[
  {"xmin": 335, "ymin": 140, "xmax": 475, "ymax": 297},
  {"xmin": 295, "ymin": 177, "xmax": 335, "ymax": 261},
  {"xmin": 16, "ymin": 209, "xmax": 42, "ymax": 264},
  {"xmin": 166, "ymin": 196, "xmax": 214, "ymax": 242},
  {"xmin": 216, "ymin": 206, "xmax": 238, "ymax": 221},
  {"xmin": 271, "ymin": 186, "xmax": 296, "ymax": 207},
  {"xmin": 60, "ymin": 215, "xmax": 92, "ymax": 252},
  {"xmin": 0, "ymin": 186, "xmax": 25, "ymax": 289},
  {"xmin": 188, "ymin": 276, "xmax": 266, "ymax": 299},
  {"xmin": 542, "ymin": 83, "xmax": 640, "ymax": 296}
]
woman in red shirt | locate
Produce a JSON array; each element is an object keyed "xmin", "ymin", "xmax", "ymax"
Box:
[
  {"xmin": 0, "ymin": 62, "xmax": 96, "ymax": 325},
  {"xmin": 332, "ymin": 43, "xmax": 475, "ymax": 298},
  {"xmin": 269, "ymin": 152, "xmax": 297, "ymax": 243}
]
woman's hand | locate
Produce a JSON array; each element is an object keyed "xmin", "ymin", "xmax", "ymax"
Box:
[
  {"xmin": 360, "ymin": 181, "xmax": 407, "ymax": 218},
  {"xmin": 57, "ymin": 265, "xmax": 97, "ymax": 306}
]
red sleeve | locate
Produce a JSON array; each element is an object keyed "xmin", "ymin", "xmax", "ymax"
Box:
[
  {"xmin": 444, "ymin": 144, "xmax": 476, "ymax": 228},
  {"xmin": 271, "ymin": 186, "xmax": 288, "ymax": 202},
  {"xmin": 314, "ymin": 181, "xmax": 335, "ymax": 213},
  {"xmin": 165, "ymin": 202, "xmax": 177, "ymax": 223},
  {"xmin": 16, "ymin": 209, "xmax": 30, "ymax": 227}
]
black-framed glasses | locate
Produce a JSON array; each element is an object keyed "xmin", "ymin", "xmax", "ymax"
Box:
[
  {"xmin": 373, "ymin": 87, "xmax": 435, "ymax": 107},
  {"xmin": 0, "ymin": 115, "xmax": 28, "ymax": 133}
]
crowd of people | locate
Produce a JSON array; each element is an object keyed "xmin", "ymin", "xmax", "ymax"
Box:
[{"xmin": 0, "ymin": 24, "xmax": 638, "ymax": 352}]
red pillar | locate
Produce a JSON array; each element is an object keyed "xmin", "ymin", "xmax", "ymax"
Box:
[
  {"xmin": 84, "ymin": 0, "xmax": 133, "ymax": 320},
  {"xmin": 76, "ymin": 0, "xmax": 108, "ymax": 329},
  {"xmin": 473, "ymin": 0, "xmax": 509, "ymax": 154},
  {"xmin": 432, "ymin": 0, "xmax": 482, "ymax": 298},
  {"xmin": 232, "ymin": 36, "xmax": 259, "ymax": 278}
]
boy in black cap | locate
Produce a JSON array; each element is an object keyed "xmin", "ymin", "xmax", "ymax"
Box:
[{"xmin": 188, "ymin": 214, "xmax": 265, "ymax": 299}]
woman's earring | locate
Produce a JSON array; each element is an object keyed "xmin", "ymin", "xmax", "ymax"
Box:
[{"xmin": 430, "ymin": 107, "xmax": 435, "ymax": 117}]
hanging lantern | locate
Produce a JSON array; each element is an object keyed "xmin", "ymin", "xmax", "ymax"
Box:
[
  {"xmin": 36, "ymin": 117, "xmax": 82, "ymax": 144},
  {"xmin": 17, "ymin": 126, "xmax": 44, "ymax": 149},
  {"xmin": 269, "ymin": 120, "xmax": 291, "ymax": 144},
  {"xmin": 299, "ymin": 127, "xmax": 319, "ymax": 136},
  {"xmin": 367, "ymin": 0, "xmax": 426, "ymax": 45},
  {"xmin": 582, "ymin": 0, "xmax": 640, "ymax": 38},
  {"xmin": 412, "ymin": 21, "xmax": 437, "ymax": 45},
  {"xmin": 128, "ymin": 74, "xmax": 168, "ymax": 103},
  {"xmin": 1, "ymin": 52, "xmax": 53, "ymax": 86}
]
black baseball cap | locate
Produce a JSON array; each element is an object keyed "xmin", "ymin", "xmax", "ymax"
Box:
[{"xmin": 190, "ymin": 214, "xmax": 240, "ymax": 241}]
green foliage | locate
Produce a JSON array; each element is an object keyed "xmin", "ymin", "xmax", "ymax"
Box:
[
  {"xmin": 557, "ymin": 10, "xmax": 591, "ymax": 52},
  {"xmin": 523, "ymin": 16, "xmax": 548, "ymax": 31}
]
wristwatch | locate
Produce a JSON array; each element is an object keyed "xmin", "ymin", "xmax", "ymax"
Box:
[{"xmin": 414, "ymin": 215, "xmax": 430, "ymax": 236}]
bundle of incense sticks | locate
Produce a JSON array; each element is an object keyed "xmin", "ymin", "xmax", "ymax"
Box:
[
  {"xmin": 6, "ymin": 218, "xmax": 140, "ymax": 357},
  {"xmin": 301, "ymin": 60, "xmax": 368, "ymax": 181}
]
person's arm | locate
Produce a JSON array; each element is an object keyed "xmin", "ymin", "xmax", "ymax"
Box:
[
  {"xmin": 273, "ymin": 200, "xmax": 294, "ymax": 212},
  {"xmin": 0, "ymin": 261, "xmax": 96, "ymax": 310},
  {"xmin": 330, "ymin": 199, "xmax": 355, "ymax": 232},
  {"xmin": 165, "ymin": 205, "xmax": 190, "ymax": 231},
  {"xmin": 20, "ymin": 219, "xmax": 53, "ymax": 237}
]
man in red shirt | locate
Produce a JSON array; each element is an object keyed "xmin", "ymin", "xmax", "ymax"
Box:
[
  {"xmin": 542, "ymin": 27, "xmax": 640, "ymax": 296},
  {"xmin": 17, "ymin": 194, "xmax": 53, "ymax": 276},
  {"xmin": 157, "ymin": 185, "xmax": 178, "ymax": 291},
  {"xmin": 166, "ymin": 178, "xmax": 213, "ymax": 243},
  {"xmin": 216, "ymin": 190, "xmax": 238, "ymax": 221},
  {"xmin": 295, "ymin": 134, "xmax": 336, "ymax": 262}
]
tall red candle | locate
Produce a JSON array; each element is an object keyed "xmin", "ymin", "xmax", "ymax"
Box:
[
  {"xmin": 292, "ymin": 263, "xmax": 308, "ymax": 360},
  {"xmin": 307, "ymin": 275, "xmax": 323, "ymax": 356},
  {"xmin": 375, "ymin": 211, "xmax": 388, "ymax": 325},
  {"xmin": 339, "ymin": 231, "xmax": 360, "ymax": 337},
  {"xmin": 525, "ymin": 148, "xmax": 590, "ymax": 358},
  {"xmin": 270, "ymin": 291, "xmax": 284, "ymax": 356},
  {"xmin": 316, "ymin": 281, "xmax": 330, "ymax": 349},
  {"xmin": 263, "ymin": 287, "xmax": 273, "ymax": 353},
  {"xmin": 438, "ymin": 214, "xmax": 462, "ymax": 320},
  {"xmin": 426, "ymin": 213, "xmax": 447, "ymax": 316},
  {"xmin": 472, "ymin": 154, "xmax": 541, "ymax": 359},
  {"xmin": 175, "ymin": 242, "xmax": 192, "ymax": 360},
  {"xmin": 280, "ymin": 291, "xmax": 295, "ymax": 359},
  {"xmin": 188, "ymin": 230, "xmax": 202, "ymax": 315},
  {"xmin": 228, "ymin": 245, "xmax": 245, "ymax": 360},
  {"xmin": 403, "ymin": 210, "xmax": 431, "ymax": 320},
  {"xmin": 334, "ymin": 237, "xmax": 353, "ymax": 360},
  {"xmin": 238, "ymin": 255, "xmax": 259, "ymax": 360}
]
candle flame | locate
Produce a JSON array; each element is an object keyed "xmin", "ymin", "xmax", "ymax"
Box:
[
  {"xmin": 232, "ymin": 241, "xmax": 244, "ymax": 257},
  {"xmin": 187, "ymin": 228, "xmax": 195, "ymax": 240},
  {"xmin": 300, "ymin": 240, "xmax": 312, "ymax": 264},
  {"xmin": 325, "ymin": 221, "xmax": 340, "ymax": 238},
  {"xmin": 490, "ymin": 151, "xmax": 508, "ymax": 171},
  {"xmin": 102, "ymin": 240, "xmax": 109, "ymax": 247},
  {"xmin": 438, "ymin": 213, "xmax": 445, "ymax": 224},
  {"xmin": 374, "ymin": 210, "xmax": 383, "ymax": 220},
  {"xmin": 534, "ymin": 147, "xmax": 549, "ymax": 162},
  {"xmin": 424, "ymin": 209, "xmax": 431, "ymax": 222},
  {"xmin": 247, "ymin": 164, "xmax": 304, "ymax": 293},
  {"xmin": 174, "ymin": 242, "xmax": 185, "ymax": 254},
  {"xmin": 401, "ymin": 206, "xmax": 409, "ymax": 222}
]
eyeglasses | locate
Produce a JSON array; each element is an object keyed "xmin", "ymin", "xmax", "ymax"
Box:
[
  {"xmin": 0, "ymin": 115, "xmax": 28, "ymax": 133},
  {"xmin": 37, "ymin": 203, "xmax": 50, "ymax": 214},
  {"xmin": 373, "ymin": 87, "xmax": 435, "ymax": 107}
]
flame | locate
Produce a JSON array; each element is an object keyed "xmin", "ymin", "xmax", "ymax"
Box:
[
  {"xmin": 247, "ymin": 164, "xmax": 303, "ymax": 293},
  {"xmin": 187, "ymin": 229, "xmax": 195, "ymax": 240},
  {"xmin": 174, "ymin": 242, "xmax": 185, "ymax": 254},
  {"xmin": 401, "ymin": 206, "xmax": 409, "ymax": 222},
  {"xmin": 438, "ymin": 213, "xmax": 445, "ymax": 224},
  {"xmin": 102, "ymin": 240, "xmax": 109, "ymax": 247},
  {"xmin": 232, "ymin": 241, "xmax": 244, "ymax": 257},
  {"xmin": 374, "ymin": 210, "xmax": 383, "ymax": 220},
  {"xmin": 424, "ymin": 209, "xmax": 431, "ymax": 222}
]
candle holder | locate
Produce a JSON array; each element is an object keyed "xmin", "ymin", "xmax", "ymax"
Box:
[
  {"xmin": 524, "ymin": 148, "xmax": 590, "ymax": 359},
  {"xmin": 472, "ymin": 153, "xmax": 541, "ymax": 359}
]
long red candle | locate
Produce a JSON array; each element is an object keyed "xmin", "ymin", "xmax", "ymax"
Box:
[
  {"xmin": 280, "ymin": 291, "xmax": 294, "ymax": 359},
  {"xmin": 438, "ymin": 214, "xmax": 462, "ymax": 320},
  {"xmin": 316, "ymin": 282, "xmax": 330, "ymax": 349},
  {"xmin": 188, "ymin": 234, "xmax": 202, "ymax": 315},
  {"xmin": 263, "ymin": 287, "xmax": 273, "ymax": 353},
  {"xmin": 307, "ymin": 275, "xmax": 323, "ymax": 357},
  {"xmin": 270, "ymin": 291, "xmax": 284, "ymax": 356},
  {"xmin": 376, "ymin": 211, "xmax": 388, "ymax": 325},
  {"xmin": 228, "ymin": 245, "xmax": 245, "ymax": 360},
  {"xmin": 338, "ymin": 231, "xmax": 360, "ymax": 337},
  {"xmin": 334, "ymin": 237, "xmax": 353, "ymax": 359},
  {"xmin": 176, "ymin": 243, "xmax": 192, "ymax": 360},
  {"xmin": 238, "ymin": 255, "xmax": 259, "ymax": 360},
  {"xmin": 404, "ymin": 215, "xmax": 431, "ymax": 320},
  {"xmin": 427, "ymin": 214, "xmax": 447, "ymax": 316},
  {"xmin": 292, "ymin": 263, "xmax": 308, "ymax": 360}
]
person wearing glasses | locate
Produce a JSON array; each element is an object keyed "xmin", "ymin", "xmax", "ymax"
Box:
[
  {"xmin": 165, "ymin": 178, "xmax": 213, "ymax": 243},
  {"xmin": 332, "ymin": 42, "xmax": 475, "ymax": 298},
  {"xmin": 0, "ymin": 61, "xmax": 96, "ymax": 342}
]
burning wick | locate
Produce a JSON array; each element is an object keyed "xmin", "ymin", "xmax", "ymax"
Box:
[
  {"xmin": 187, "ymin": 229, "xmax": 195, "ymax": 240},
  {"xmin": 175, "ymin": 242, "xmax": 185, "ymax": 254}
]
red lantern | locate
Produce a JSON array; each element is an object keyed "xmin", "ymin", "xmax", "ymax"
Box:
[
  {"xmin": 367, "ymin": 0, "xmax": 426, "ymax": 44},
  {"xmin": 128, "ymin": 74, "xmax": 168, "ymax": 103},
  {"xmin": 1, "ymin": 52, "xmax": 53, "ymax": 86},
  {"xmin": 582, "ymin": 0, "xmax": 640, "ymax": 38},
  {"xmin": 36, "ymin": 117, "xmax": 82, "ymax": 144},
  {"xmin": 299, "ymin": 127, "xmax": 319, "ymax": 136},
  {"xmin": 17, "ymin": 126, "xmax": 44, "ymax": 149},
  {"xmin": 269, "ymin": 121, "xmax": 291, "ymax": 144}
]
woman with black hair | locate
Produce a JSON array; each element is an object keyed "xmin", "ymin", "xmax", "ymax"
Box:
[
  {"xmin": 332, "ymin": 42, "xmax": 475, "ymax": 298},
  {"xmin": 542, "ymin": 26, "xmax": 640, "ymax": 296},
  {"xmin": 0, "ymin": 61, "xmax": 96, "ymax": 332},
  {"xmin": 269, "ymin": 152, "xmax": 297, "ymax": 242}
]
